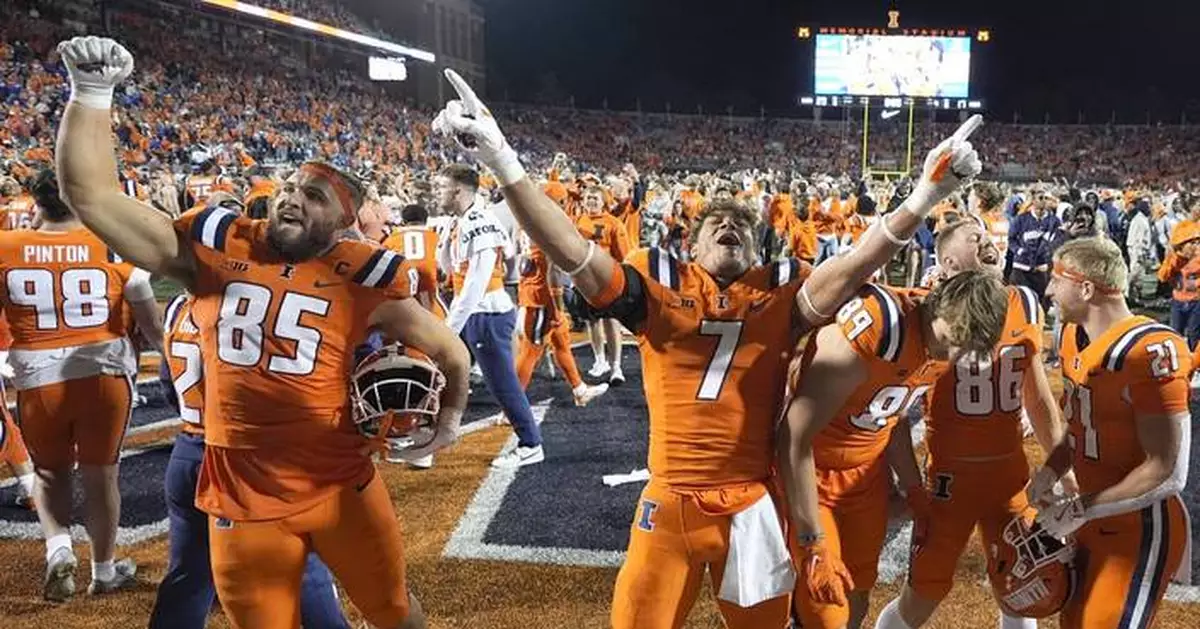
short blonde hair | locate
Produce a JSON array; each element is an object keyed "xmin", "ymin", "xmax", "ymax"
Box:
[
  {"xmin": 1053, "ymin": 237, "xmax": 1127, "ymax": 294},
  {"xmin": 923, "ymin": 269, "xmax": 1009, "ymax": 356}
]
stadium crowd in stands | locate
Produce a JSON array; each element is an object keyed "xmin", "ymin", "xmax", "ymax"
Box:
[{"xmin": 5, "ymin": 0, "xmax": 1200, "ymax": 342}]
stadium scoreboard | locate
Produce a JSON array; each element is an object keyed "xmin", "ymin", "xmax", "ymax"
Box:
[{"xmin": 797, "ymin": 11, "xmax": 990, "ymax": 111}]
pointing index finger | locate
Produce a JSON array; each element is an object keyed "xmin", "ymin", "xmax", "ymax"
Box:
[
  {"xmin": 443, "ymin": 69, "xmax": 482, "ymax": 115},
  {"xmin": 951, "ymin": 114, "xmax": 982, "ymax": 144}
]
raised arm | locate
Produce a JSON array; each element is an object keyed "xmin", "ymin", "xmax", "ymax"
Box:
[
  {"xmin": 797, "ymin": 116, "xmax": 983, "ymax": 327},
  {"xmin": 431, "ymin": 70, "xmax": 616, "ymax": 301},
  {"xmin": 54, "ymin": 37, "xmax": 195, "ymax": 286},
  {"xmin": 777, "ymin": 324, "xmax": 867, "ymax": 606}
]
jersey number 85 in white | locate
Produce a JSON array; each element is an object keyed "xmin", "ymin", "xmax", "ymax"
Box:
[{"xmin": 217, "ymin": 282, "xmax": 331, "ymax": 375}]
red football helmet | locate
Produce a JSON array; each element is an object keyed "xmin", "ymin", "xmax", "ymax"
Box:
[
  {"xmin": 350, "ymin": 345, "xmax": 445, "ymax": 449},
  {"xmin": 987, "ymin": 506, "xmax": 1077, "ymax": 619}
]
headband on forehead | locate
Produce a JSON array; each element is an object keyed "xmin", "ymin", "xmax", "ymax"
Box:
[
  {"xmin": 299, "ymin": 163, "xmax": 357, "ymax": 222},
  {"xmin": 1052, "ymin": 261, "xmax": 1122, "ymax": 295}
]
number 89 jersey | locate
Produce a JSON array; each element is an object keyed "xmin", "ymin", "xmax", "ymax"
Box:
[
  {"xmin": 923, "ymin": 286, "xmax": 1043, "ymax": 460},
  {"xmin": 1058, "ymin": 316, "xmax": 1191, "ymax": 495},
  {"xmin": 811, "ymin": 284, "xmax": 941, "ymax": 471}
]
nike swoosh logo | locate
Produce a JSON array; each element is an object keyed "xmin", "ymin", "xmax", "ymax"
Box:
[
  {"xmin": 1011, "ymin": 330, "xmax": 1024, "ymax": 338},
  {"xmin": 314, "ymin": 281, "xmax": 343, "ymax": 289},
  {"xmin": 881, "ymin": 110, "xmax": 900, "ymax": 120}
]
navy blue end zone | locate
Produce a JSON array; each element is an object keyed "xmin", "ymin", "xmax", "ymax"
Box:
[{"xmin": 483, "ymin": 346, "xmax": 647, "ymax": 553}]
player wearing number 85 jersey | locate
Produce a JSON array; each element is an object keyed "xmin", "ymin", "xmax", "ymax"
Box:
[
  {"xmin": 875, "ymin": 219, "xmax": 1071, "ymax": 629},
  {"xmin": 0, "ymin": 168, "xmax": 163, "ymax": 601},
  {"xmin": 56, "ymin": 35, "xmax": 471, "ymax": 629},
  {"xmin": 432, "ymin": 67, "xmax": 985, "ymax": 629},
  {"xmin": 1028, "ymin": 237, "xmax": 1192, "ymax": 629},
  {"xmin": 149, "ymin": 213, "xmax": 349, "ymax": 629}
]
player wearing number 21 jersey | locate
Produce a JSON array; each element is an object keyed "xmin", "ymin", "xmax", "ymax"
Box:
[
  {"xmin": 783, "ymin": 271, "xmax": 1010, "ymax": 629},
  {"xmin": 1029, "ymin": 237, "xmax": 1192, "ymax": 629},
  {"xmin": 0, "ymin": 168, "xmax": 162, "ymax": 600}
]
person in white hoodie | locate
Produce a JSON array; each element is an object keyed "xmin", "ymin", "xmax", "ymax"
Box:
[{"xmin": 1125, "ymin": 198, "xmax": 1156, "ymax": 306}]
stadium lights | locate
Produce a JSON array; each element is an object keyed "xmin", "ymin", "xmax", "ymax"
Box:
[
  {"xmin": 200, "ymin": 0, "xmax": 436, "ymax": 63},
  {"xmin": 797, "ymin": 27, "xmax": 811, "ymax": 39},
  {"xmin": 977, "ymin": 30, "xmax": 990, "ymax": 43}
]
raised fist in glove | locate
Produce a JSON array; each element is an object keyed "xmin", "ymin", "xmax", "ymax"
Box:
[
  {"xmin": 432, "ymin": 69, "xmax": 526, "ymax": 186},
  {"xmin": 907, "ymin": 114, "xmax": 983, "ymax": 216},
  {"xmin": 56, "ymin": 36, "xmax": 134, "ymax": 110},
  {"xmin": 797, "ymin": 539, "xmax": 855, "ymax": 606}
]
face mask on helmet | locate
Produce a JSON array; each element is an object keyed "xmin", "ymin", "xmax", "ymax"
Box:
[
  {"xmin": 350, "ymin": 345, "xmax": 446, "ymax": 449},
  {"xmin": 988, "ymin": 507, "xmax": 1077, "ymax": 619}
]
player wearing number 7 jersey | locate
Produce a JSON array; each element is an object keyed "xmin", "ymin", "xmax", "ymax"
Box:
[
  {"xmin": 784, "ymin": 272, "xmax": 1009, "ymax": 629},
  {"xmin": 0, "ymin": 168, "xmax": 163, "ymax": 601},
  {"xmin": 55, "ymin": 36, "xmax": 471, "ymax": 629},
  {"xmin": 874, "ymin": 219, "xmax": 1071, "ymax": 629},
  {"xmin": 432, "ymin": 69, "xmax": 982, "ymax": 628},
  {"xmin": 1028, "ymin": 237, "xmax": 1192, "ymax": 629}
]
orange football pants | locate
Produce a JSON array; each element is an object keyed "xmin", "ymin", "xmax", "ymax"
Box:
[
  {"xmin": 1061, "ymin": 495, "xmax": 1188, "ymax": 629},
  {"xmin": 0, "ymin": 406, "xmax": 30, "ymax": 466},
  {"xmin": 515, "ymin": 306, "xmax": 582, "ymax": 389},
  {"xmin": 792, "ymin": 457, "xmax": 891, "ymax": 629},
  {"xmin": 909, "ymin": 452, "xmax": 1031, "ymax": 601},
  {"xmin": 16, "ymin": 374, "xmax": 133, "ymax": 469},
  {"xmin": 611, "ymin": 479, "xmax": 792, "ymax": 629},
  {"xmin": 208, "ymin": 472, "xmax": 410, "ymax": 629}
]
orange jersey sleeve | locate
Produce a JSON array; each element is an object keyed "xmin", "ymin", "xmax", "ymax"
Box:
[
  {"xmin": 1060, "ymin": 317, "xmax": 1191, "ymax": 495},
  {"xmin": 0, "ymin": 228, "xmax": 141, "ymax": 350},
  {"xmin": 813, "ymin": 285, "xmax": 941, "ymax": 471},
  {"xmin": 924, "ymin": 285, "xmax": 1044, "ymax": 460},
  {"xmin": 163, "ymin": 293, "xmax": 204, "ymax": 434}
]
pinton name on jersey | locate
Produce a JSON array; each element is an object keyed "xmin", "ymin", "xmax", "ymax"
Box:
[{"xmin": 23, "ymin": 244, "xmax": 91, "ymax": 264}]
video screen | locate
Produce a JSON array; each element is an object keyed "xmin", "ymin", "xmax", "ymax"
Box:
[
  {"xmin": 814, "ymin": 34, "xmax": 971, "ymax": 98},
  {"xmin": 369, "ymin": 56, "xmax": 407, "ymax": 81}
]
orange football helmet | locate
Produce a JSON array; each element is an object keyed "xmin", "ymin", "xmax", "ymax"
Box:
[
  {"xmin": 350, "ymin": 344, "xmax": 445, "ymax": 449},
  {"xmin": 987, "ymin": 506, "xmax": 1076, "ymax": 619}
]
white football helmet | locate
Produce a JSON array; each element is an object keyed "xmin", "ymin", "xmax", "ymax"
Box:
[{"xmin": 350, "ymin": 344, "xmax": 445, "ymax": 448}]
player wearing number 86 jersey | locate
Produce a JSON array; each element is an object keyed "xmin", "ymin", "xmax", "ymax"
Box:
[
  {"xmin": 1030, "ymin": 237, "xmax": 1192, "ymax": 629},
  {"xmin": 0, "ymin": 168, "xmax": 163, "ymax": 600},
  {"xmin": 876, "ymin": 218, "xmax": 1072, "ymax": 629}
]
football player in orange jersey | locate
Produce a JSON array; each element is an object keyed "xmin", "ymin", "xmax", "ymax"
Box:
[
  {"xmin": 873, "ymin": 219, "xmax": 1071, "ymax": 629},
  {"xmin": 783, "ymin": 271, "xmax": 1009, "ymax": 629},
  {"xmin": 434, "ymin": 69, "xmax": 982, "ymax": 629},
  {"xmin": 149, "ymin": 281, "xmax": 349, "ymax": 629},
  {"xmin": 382, "ymin": 204, "xmax": 446, "ymax": 320},
  {"xmin": 1027, "ymin": 237, "xmax": 1192, "ymax": 629},
  {"xmin": 575, "ymin": 184, "xmax": 633, "ymax": 384},
  {"xmin": 56, "ymin": 36, "xmax": 470, "ymax": 629},
  {"xmin": 513, "ymin": 228, "xmax": 608, "ymax": 405},
  {"xmin": 0, "ymin": 168, "xmax": 164, "ymax": 601}
]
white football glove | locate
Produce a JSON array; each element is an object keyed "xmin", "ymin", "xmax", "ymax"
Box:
[
  {"xmin": 432, "ymin": 69, "xmax": 527, "ymax": 186},
  {"xmin": 906, "ymin": 114, "xmax": 983, "ymax": 217},
  {"xmin": 1036, "ymin": 495, "xmax": 1088, "ymax": 539},
  {"xmin": 56, "ymin": 36, "xmax": 134, "ymax": 110},
  {"xmin": 1025, "ymin": 465, "xmax": 1060, "ymax": 507}
]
